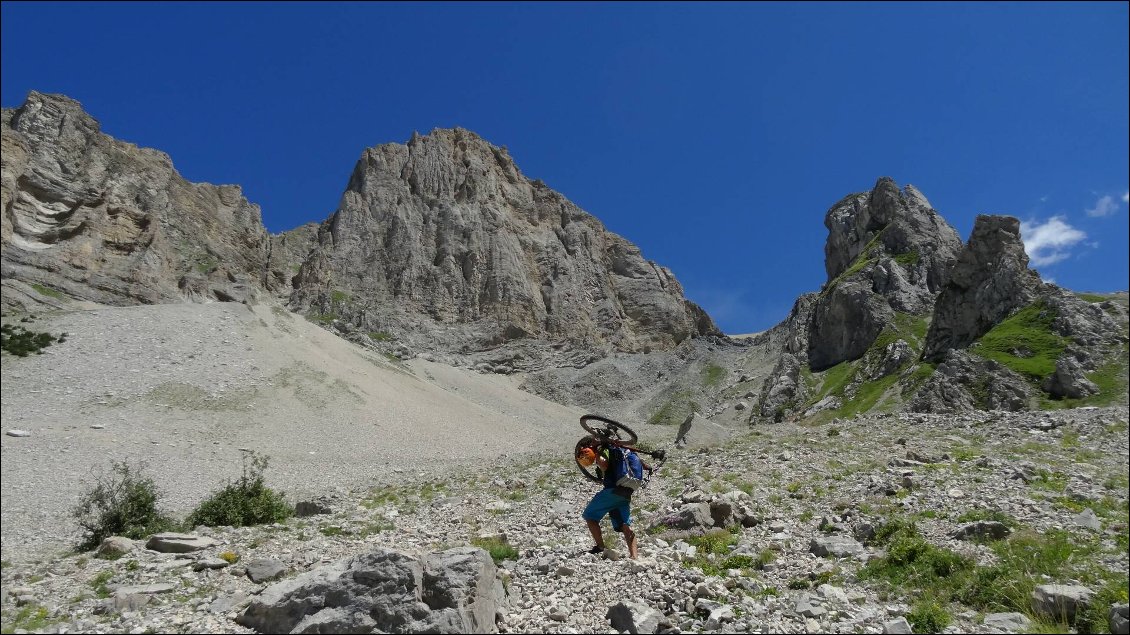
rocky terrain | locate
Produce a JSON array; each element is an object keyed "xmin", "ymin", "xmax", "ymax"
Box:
[
  {"xmin": 2, "ymin": 90, "xmax": 1129, "ymax": 634},
  {"xmin": 1, "ymin": 406, "xmax": 1126, "ymax": 634}
]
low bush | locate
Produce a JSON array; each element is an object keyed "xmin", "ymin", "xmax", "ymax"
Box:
[
  {"xmin": 72, "ymin": 461, "xmax": 177, "ymax": 551},
  {"xmin": 186, "ymin": 452, "xmax": 293, "ymax": 528}
]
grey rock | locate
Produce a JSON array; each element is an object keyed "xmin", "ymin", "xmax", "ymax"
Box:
[
  {"xmin": 237, "ymin": 546, "xmax": 504, "ymax": 634},
  {"xmin": 758, "ymin": 352, "xmax": 803, "ymax": 420},
  {"xmin": 953, "ymin": 521, "xmax": 1011, "ymax": 541},
  {"xmin": 1073, "ymin": 508, "xmax": 1102, "ymax": 532},
  {"xmin": 910, "ymin": 350, "xmax": 1033, "ymax": 413},
  {"xmin": 883, "ymin": 616, "xmax": 913, "ymax": 634},
  {"xmin": 982, "ymin": 612, "xmax": 1032, "ymax": 631},
  {"xmin": 607, "ymin": 600, "xmax": 664, "ymax": 634},
  {"xmin": 294, "ymin": 497, "xmax": 334, "ymax": 517},
  {"xmin": 245, "ymin": 558, "xmax": 287, "ymax": 583},
  {"xmin": 660, "ymin": 503, "xmax": 714, "ymax": 530},
  {"xmin": 1043, "ymin": 355, "xmax": 1099, "ymax": 399},
  {"xmin": 675, "ymin": 413, "xmax": 735, "ymax": 449},
  {"xmin": 795, "ymin": 593, "xmax": 827, "ymax": 618},
  {"xmin": 95, "ymin": 536, "xmax": 136, "ymax": 559},
  {"xmin": 809, "ymin": 535, "xmax": 864, "ymax": 558},
  {"xmin": 113, "ymin": 583, "xmax": 175, "ymax": 595},
  {"xmin": 209, "ymin": 592, "xmax": 250, "ymax": 615},
  {"xmin": 5, "ymin": 429, "xmax": 30, "ymax": 437},
  {"xmin": 145, "ymin": 533, "xmax": 219, "ymax": 553},
  {"xmin": 1110, "ymin": 604, "xmax": 1129, "ymax": 635},
  {"xmin": 1031, "ymin": 584, "xmax": 1094, "ymax": 621},
  {"xmin": 193, "ymin": 557, "xmax": 231, "ymax": 571},
  {"xmin": 109, "ymin": 594, "xmax": 151, "ymax": 612}
]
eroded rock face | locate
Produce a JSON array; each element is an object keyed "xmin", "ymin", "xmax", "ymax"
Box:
[
  {"xmin": 1, "ymin": 92, "xmax": 270, "ymax": 311},
  {"xmin": 909, "ymin": 350, "xmax": 1033, "ymax": 413},
  {"xmin": 287, "ymin": 128, "xmax": 718, "ymax": 354},
  {"xmin": 807, "ymin": 178, "xmax": 963, "ymax": 370},
  {"xmin": 923, "ymin": 215, "xmax": 1043, "ymax": 360}
]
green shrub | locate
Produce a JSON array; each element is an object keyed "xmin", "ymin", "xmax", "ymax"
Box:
[
  {"xmin": 907, "ymin": 597, "xmax": 951, "ymax": 633},
  {"xmin": 1, "ymin": 323, "xmax": 62, "ymax": 357},
  {"xmin": 186, "ymin": 452, "xmax": 293, "ymax": 528},
  {"xmin": 72, "ymin": 461, "xmax": 177, "ymax": 551}
]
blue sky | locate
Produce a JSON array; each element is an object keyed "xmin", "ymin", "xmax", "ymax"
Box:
[{"xmin": 3, "ymin": 2, "xmax": 1127, "ymax": 334}]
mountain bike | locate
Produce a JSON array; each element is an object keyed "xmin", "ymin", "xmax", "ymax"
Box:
[{"xmin": 574, "ymin": 414, "xmax": 666, "ymax": 483}]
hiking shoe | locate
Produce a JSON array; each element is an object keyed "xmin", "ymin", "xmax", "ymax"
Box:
[{"xmin": 587, "ymin": 545, "xmax": 605, "ymax": 554}]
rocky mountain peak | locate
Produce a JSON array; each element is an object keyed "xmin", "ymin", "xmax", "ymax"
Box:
[
  {"xmin": 290, "ymin": 127, "xmax": 718, "ymax": 361},
  {"xmin": 806, "ymin": 177, "xmax": 963, "ymax": 370}
]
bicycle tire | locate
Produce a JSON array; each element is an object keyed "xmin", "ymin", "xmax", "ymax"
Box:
[
  {"xmin": 579, "ymin": 414, "xmax": 638, "ymax": 445},
  {"xmin": 574, "ymin": 436, "xmax": 604, "ymax": 483}
]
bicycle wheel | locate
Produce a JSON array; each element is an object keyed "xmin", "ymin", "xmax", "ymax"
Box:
[
  {"xmin": 574, "ymin": 436, "xmax": 603, "ymax": 483},
  {"xmin": 579, "ymin": 414, "xmax": 638, "ymax": 445}
]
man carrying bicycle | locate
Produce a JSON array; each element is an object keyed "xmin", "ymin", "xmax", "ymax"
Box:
[{"xmin": 577, "ymin": 438, "xmax": 639, "ymax": 559}]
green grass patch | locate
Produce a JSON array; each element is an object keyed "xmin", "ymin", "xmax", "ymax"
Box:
[
  {"xmin": 306, "ymin": 312, "xmax": 338, "ymax": 324},
  {"xmin": 0, "ymin": 604, "xmax": 52, "ymax": 633},
  {"xmin": 368, "ymin": 331, "xmax": 394, "ymax": 341},
  {"xmin": 893, "ymin": 250, "xmax": 921, "ymax": 267},
  {"xmin": 29, "ymin": 283, "xmax": 66, "ymax": 300},
  {"xmin": 701, "ymin": 363, "xmax": 726, "ymax": 387},
  {"xmin": 330, "ymin": 289, "xmax": 351, "ymax": 305},
  {"xmin": 1075, "ymin": 293, "xmax": 1108, "ymax": 303},
  {"xmin": 814, "ymin": 360, "xmax": 856, "ymax": 400},
  {"xmin": 470, "ymin": 536, "xmax": 518, "ymax": 564},
  {"xmin": 839, "ymin": 373, "xmax": 900, "ymax": 417},
  {"xmin": 971, "ymin": 301, "xmax": 1067, "ymax": 381},
  {"xmin": 955, "ymin": 508, "xmax": 1018, "ymax": 528},
  {"xmin": 89, "ymin": 570, "xmax": 114, "ymax": 598},
  {"xmin": 862, "ymin": 518, "xmax": 1126, "ymax": 632},
  {"xmin": 906, "ymin": 597, "xmax": 951, "ymax": 633},
  {"xmin": 648, "ymin": 390, "xmax": 701, "ymax": 425}
]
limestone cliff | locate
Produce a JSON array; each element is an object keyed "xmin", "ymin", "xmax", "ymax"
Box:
[
  {"xmin": 287, "ymin": 128, "xmax": 719, "ymax": 355},
  {"xmin": 1, "ymin": 92, "xmax": 270, "ymax": 311}
]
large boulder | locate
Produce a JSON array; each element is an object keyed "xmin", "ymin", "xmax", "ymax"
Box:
[{"xmin": 237, "ymin": 546, "xmax": 505, "ymax": 634}]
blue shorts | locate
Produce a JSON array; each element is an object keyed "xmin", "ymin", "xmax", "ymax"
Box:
[{"xmin": 582, "ymin": 488, "xmax": 632, "ymax": 531}]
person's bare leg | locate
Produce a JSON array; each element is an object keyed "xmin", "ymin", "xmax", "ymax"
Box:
[
  {"xmin": 622, "ymin": 524, "xmax": 638, "ymax": 559},
  {"xmin": 586, "ymin": 520, "xmax": 604, "ymax": 548}
]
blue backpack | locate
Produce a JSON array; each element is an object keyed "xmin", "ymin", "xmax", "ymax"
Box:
[{"xmin": 607, "ymin": 447, "xmax": 647, "ymax": 491}]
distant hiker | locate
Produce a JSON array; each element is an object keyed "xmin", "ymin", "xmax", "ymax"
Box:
[{"xmin": 576, "ymin": 439, "xmax": 644, "ymax": 559}]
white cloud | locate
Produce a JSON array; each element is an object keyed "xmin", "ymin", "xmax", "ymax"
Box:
[
  {"xmin": 1123, "ymin": 191, "xmax": 1129, "ymax": 204},
  {"xmin": 1020, "ymin": 216, "xmax": 1088, "ymax": 267},
  {"xmin": 1086, "ymin": 194, "xmax": 1119, "ymax": 217}
]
